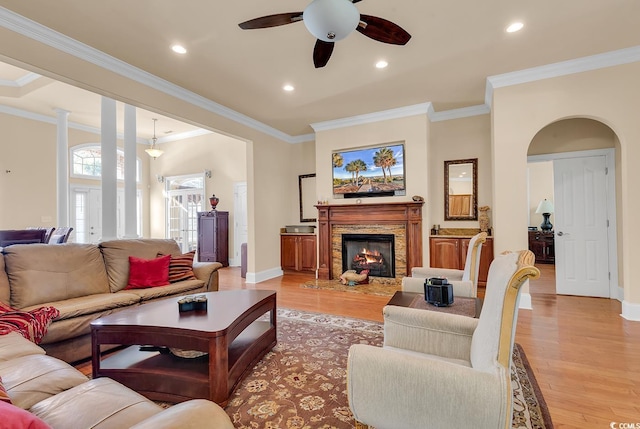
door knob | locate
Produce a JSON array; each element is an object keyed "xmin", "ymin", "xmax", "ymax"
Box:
[{"xmin": 557, "ymin": 231, "xmax": 569, "ymax": 236}]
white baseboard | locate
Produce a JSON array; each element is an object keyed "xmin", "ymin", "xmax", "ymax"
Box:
[
  {"xmin": 621, "ymin": 300, "xmax": 640, "ymax": 321},
  {"xmin": 519, "ymin": 293, "xmax": 533, "ymax": 310},
  {"xmin": 616, "ymin": 286, "xmax": 624, "ymax": 302},
  {"xmin": 245, "ymin": 267, "xmax": 283, "ymax": 284}
]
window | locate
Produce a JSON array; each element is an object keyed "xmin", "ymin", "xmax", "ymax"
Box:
[{"xmin": 71, "ymin": 144, "xmax": 140, "ymax": 181}]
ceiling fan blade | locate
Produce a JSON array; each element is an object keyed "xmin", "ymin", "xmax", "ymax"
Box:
[
  {"xmin": 351, "ymin": 0, "xmax": 364, "ymax": 3},
  {"xmin": 313, "ymin": 39, "xmax": 335, "ymax": 68},
  {"xmin": 357, "ymin": 14, "xmax": 411, "ymax": 45},
  {"xmin": 238, "ymin": 12, "xmax": 303, "ymax": 30}
]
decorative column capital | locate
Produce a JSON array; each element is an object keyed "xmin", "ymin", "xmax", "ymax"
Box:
[{"xmin": 54, "ymin": 108, "xmax": 71, "ymax": 117}]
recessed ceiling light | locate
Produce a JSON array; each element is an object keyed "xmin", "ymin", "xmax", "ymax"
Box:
[
  {"xmin": 375, "ymin": 60, "xmax": 388, "ymax": 69},
  {"xmin": 171, "ymin": 45, "xmax": 187, "ymax": 54},
  {"xmin": 506, "ymin": 22, "xmax": 524, "ymax": 33},
  {"xmin": 283, "ymin": 84, "xmax": 295, "ymax": 92}
]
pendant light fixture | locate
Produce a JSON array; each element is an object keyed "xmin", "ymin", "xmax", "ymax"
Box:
[{"xmin": 145, "ymin": 118, "xmax": 164, "ymax": 159}]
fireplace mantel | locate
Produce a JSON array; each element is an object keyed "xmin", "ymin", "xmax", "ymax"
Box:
[{"xmin": 316, "ymin": 201, "xmax": 425, "ymax": 280}]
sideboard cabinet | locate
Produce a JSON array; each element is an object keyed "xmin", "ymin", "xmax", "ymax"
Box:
[
  {"xmin": 281, "ymin": 234, "xmax": 317, "ymax": 273},
  {"xmin": 528, "ymin": 230, "xmax": 554, "ymax": 264},
  {"xmin": 197, "ymin": 211, "xmax": 229, "ymax": 266},
  {"xmin": 429, "ymin": 236, "xmax": 494, "ymax": 287}
]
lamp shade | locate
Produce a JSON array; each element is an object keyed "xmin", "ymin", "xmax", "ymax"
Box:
[
  {"xmin": 303, "ymin": 0, "xmax": 360, "ymax": 42},
  {"xmin": 145, "ymin": 147, "xmax": 164, "ymax": 159},
  {"xmin": 535, "ymin": 199, "xmax": 554, "ymax": 214}
]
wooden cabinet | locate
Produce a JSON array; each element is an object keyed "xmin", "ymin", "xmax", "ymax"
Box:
[
  {"xmin": 528, "ymin": 231, "xmax": 554, "ymax": 264},
  {"xmin": 281, "ymin": 234, "xmax": 317, "ymax": 273},
  {"xmin": 429, "ymin": 236, "xmax": 494, "ymax": 287},
  {"xmin": 197, "ymin": 211, "xmax": 229, "ymax": 266}
]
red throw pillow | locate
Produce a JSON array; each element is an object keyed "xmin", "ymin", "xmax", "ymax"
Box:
[
  {"xmin": 158, "ymin": 251, "xmax": 197, "ymax": 283},
  {"xmin": 125, "ymin": 255, "xmax": 171, "ymax": 290},
  {"xmin": 0, "ymin": 302, "xmax": 60, "ymax": 344},
  {"xmin": 0, "ymin": 400, "xmax": 52, "ymax": 428}
]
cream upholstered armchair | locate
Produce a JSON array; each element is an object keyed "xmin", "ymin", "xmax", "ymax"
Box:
[
  {"xmin": 347, "ymin": 250, "xmax": 539, "ymax": 429},
  {"xmin": 402, "ymin": 231, "xmax": 487, "ymax": 297}
]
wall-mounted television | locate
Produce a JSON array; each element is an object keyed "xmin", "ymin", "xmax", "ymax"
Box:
[{"xmin": 332, "ymin": 143, "xmax": 406, "ymax": 198}]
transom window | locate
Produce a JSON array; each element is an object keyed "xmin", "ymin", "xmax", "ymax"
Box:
[{"xmin": 71, "ymin": 145, "xmax": 139, "ymax": 181}]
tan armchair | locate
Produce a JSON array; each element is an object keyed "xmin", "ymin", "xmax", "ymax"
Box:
[
  {"xmin": 402, "ymin": 231, "xmax": 487, "ymax": 297},
  {"xmin": 347, "ymin": 250, "xmax": 539, "ymax": 429}
]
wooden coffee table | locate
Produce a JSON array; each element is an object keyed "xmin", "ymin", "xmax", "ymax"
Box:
[
  {"xmin": 90, "ymin": 290, "xmax": 276, "ymax": 406},
  {"xmin": 387, "ymin": 291, "xmax": 482, "ymax": 318}
]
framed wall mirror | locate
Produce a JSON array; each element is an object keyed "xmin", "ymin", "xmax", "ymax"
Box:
[
  {"xmin": 444, "ymin": 158, "xmax": 478, "ymax": 220},
  {"xmin": 299, "ymin": 174, "xmax": 317, "ymax": 222}
]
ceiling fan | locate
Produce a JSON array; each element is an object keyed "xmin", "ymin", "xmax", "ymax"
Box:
[{"xmin": 238, "ymin": 0, "xmax": 411, "ymax": 68}]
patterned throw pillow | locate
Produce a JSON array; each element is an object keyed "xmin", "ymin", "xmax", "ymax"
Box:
[
  {"xmin": 160, "ymin": 251, "xmax": 197, "ymax": 283},
  {"xmin": 0, "ymin": 376, "xmax": 11, "ymax": 404},
  {"xmin": 0, "ymin": 302, "xmax": 60, "ymax": 344},
  {"xmin": 125, "ymin": 255, "xmax": 171, "ymax": 289}
]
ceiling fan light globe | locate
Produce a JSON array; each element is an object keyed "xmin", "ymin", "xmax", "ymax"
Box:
[{"xmin": 303, "ymin": 0, "xmax": 360, "ymax": 42}]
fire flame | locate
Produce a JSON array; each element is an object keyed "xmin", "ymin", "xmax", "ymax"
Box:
[{"xmin": 357, "ymin": 248, "xmax": 383, "ymax": 264}]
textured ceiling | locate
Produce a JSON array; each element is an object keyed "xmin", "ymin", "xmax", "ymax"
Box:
[{"xmin": 0, "ymin": 0, "xmax": 639, "ymax": 137}]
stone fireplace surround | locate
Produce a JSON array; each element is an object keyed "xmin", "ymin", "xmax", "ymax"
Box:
[{"xmin": 316, "ymin": 201, "xmax": 424, "ymax": 280}]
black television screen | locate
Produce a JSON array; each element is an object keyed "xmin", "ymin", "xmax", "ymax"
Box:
[{"xmin": 332, "ymin": 143, "xmax": 405, "ymax": 198}]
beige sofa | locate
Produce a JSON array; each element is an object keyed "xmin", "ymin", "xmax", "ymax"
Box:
[
  {"xmin": 0, "ymin": 239, "xmax": 223, "ymax": 363},
  {"xmin": 0, "ymin": 331, "xmax": 234, "ymax": 428}
]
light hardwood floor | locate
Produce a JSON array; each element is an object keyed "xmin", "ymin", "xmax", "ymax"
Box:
[{"xmin": 218, "ymin": 265, "xmax": 640, "ymax": 429}]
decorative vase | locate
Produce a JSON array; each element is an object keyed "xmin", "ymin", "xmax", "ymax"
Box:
[
  {"xmin": 478, "ymin": 206, "xmax": 490, "ymax": 233},
  {"xmin": 209, "ymin": 194, "xmax": 220, "ymax": 211}
]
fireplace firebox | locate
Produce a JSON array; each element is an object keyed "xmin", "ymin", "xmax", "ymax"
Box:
[{"xmin": 341, "ymin": 234, "xmax": 395, "ymax": 278}]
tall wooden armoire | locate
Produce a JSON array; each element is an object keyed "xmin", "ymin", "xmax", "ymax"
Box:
[{"xmin": 197, "ymin": 211, "xmax": 229, "ymax": 266}]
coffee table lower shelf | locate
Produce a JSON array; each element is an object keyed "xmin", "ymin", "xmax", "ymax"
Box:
[{"xmin": 95, "ymin": 319, "xmax": 275, "ymax": 405}]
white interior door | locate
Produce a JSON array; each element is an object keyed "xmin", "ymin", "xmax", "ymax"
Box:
[
  {"xmin": 233, "ymin": 182, "xmax": 248, "ymax": 266},
  {"xmin": 554, "ymin": 155, "xmax": 610, "ymax": 297}
]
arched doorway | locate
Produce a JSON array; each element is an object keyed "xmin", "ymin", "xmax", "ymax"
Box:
[{"xmin": 527, "ymin": 118, "xmax": 620, "ymax": 299}]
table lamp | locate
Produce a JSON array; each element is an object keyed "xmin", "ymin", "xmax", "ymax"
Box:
[{"xmin": 535, "ymin": 199, "xmax": 554, "ymax": 231}]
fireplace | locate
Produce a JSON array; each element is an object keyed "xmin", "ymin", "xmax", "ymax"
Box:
[
  {"xmin": 316, "ymin": 201, "xmax": 424, "ymax": 280},
  {"xmin": 342, "ymin": 234, "xmax": 395, "ymax": 278}
]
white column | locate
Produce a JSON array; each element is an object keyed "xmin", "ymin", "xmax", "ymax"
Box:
[
  {"xmin": 101, "ymin": 97, "xmax": 118, "ymax": 241},
  {"xmin": 123, "ymin": 104, "xmax": 138, "ymax": 238},
  {"xmin": 55, "ymin": 109, "xmax": 70, "ymax": 227}
]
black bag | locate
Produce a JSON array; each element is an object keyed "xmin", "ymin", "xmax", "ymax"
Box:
[{"xmin": 424, "ymin": 277, "xmax": 454, "ymax": 307}]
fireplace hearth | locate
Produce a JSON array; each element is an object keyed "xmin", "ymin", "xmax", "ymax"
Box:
[{"xmin": 342, "ymin": 234, "xmax": 395, "ymax": 278}]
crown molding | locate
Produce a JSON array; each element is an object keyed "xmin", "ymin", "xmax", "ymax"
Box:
[
  {"xmin": 485, "ymin": 45, "xmax": 640, "ymax": 107},
  {"xmin": 428, "ymin": 104, "xmax": 490, "ymax": 122},
  {"xmin": 310, "ymin": 102, "xmax": 432, "ymax": 132},
  {"xmin": 0, "ymin": 7, "xmax": 301, "ymax": 144},
  {"xmin": 0, "ymin": 71, "xmax": 41, "ymax": 88},
  {"xmin": 0, "ymin": 103, "xmax": 148, "ymax": 144},
  {"xmin": 154, "ymin": 128, "xmax": 212, "ymax": 145},
  {"xmin": 16, "ymin": 72, "xmax": 41, "ymax": 86},
  {"xmin": 288, "ymin": 133, "xmax": 316, "ymax": 144}
]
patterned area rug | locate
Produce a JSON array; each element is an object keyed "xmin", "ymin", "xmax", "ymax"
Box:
[
  {"xmin": 224, "ymin": 309, "xmax": 553, "ymax": 429},
  {"xmin": 300, "ymin": 279, "xmax": 401, "ymax": 296}
]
